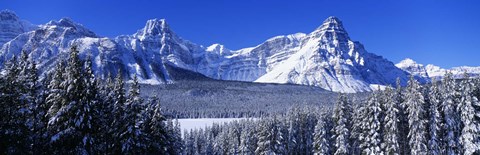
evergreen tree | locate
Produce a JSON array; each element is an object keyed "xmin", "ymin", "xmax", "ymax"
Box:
[
  {"xmin": 119, "ymin": 75, "xmax": 148, "ymax": 154},
  {"xmin": 239, "ymin": 123, "xmax": 257, "ymax": 155},
  {"xmin": 405, "ymin": 76, "xmax": 428, "ymax": 155},
  {"xmin": 427, "ymin": 79, "xmax": 442, "ymax": 155},
  {"xmin": 459, "ymin": 74, "xmax": 480, "ymax": 154},
  {"xmin": 147, "ymin": 97, "xmax": 168, "ymax": 154},
  {"xmin": 83, "ymin": 55, "xmax": 105, "ymax": 153},
  {"xmin": 361, "ymin": 92, "xmax": 383, "ymax": 155},
  {"xmin": 332, "ymin": 94, "xmax": 352, "ymax": 155},
  {"xmin": 0, "ymin": 55, "xmax": 23, "ymax": 153},
  {"xmin": 313, "ymin": 113, "xmax": 334, "ymax": 155},
  {"xmin": 111, "ymin": 69, "xmax": 126, "ymax": 153},
  {"xmin": 184, "ymin": 130, "xmax": 195, "ymax": 155},
  {"xmin": 96, "ymin": 72, "xmax": 115, "ymax": 153},
  {"xmin": 255, "ymin": 116, "xmax": 285, "ymax": 154},
  {"xmin": 383, "ymin": 86, "xmax": 401, "ymax": 155},
  {"xmin": 350, "ymin": 104, "xmax": 363, "ymax": 155},
  {"xmin": 441, "ymin": 72, "xmax": 461, "ymax": 155},
  {"xmin": 395, "ymin": 78, "xmax": 410, "ymax": 155},
  {"xmin": 47, "ymin": 46, "xmax": 95, "ymax": 154}
]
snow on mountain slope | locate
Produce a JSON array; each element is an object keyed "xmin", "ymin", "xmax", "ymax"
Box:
[
  {"xmin": 0, "ymin": 11, "xmax": 423, "ymax": 92},
  {"xmin": 255, "ymin": 17, "xmax": 411, "ymax": 92},
  {"xmin": 0, "ymin": 10, "xmax": 36, "ymax": 47},
  {"xmin": 397, "ymin": 58, "xmax": 480, "ymax": 79},
  {"xmin": 0, "ymin": 16, "xmax": 207, "ymax": 83},
  {"xmin": 114, "ymin": 18, "xmax": 205, "ymax": 83},
  {"xmin": 0, "ymin": 17, "xmax": 98, "ymax": 70},
  {"xmin": 395, "ymin": 58, "xmax": 430, "ymax": 78},
  {"xmin": 196, "ymin": 33, "xmax": 305, "ymax": 81}
]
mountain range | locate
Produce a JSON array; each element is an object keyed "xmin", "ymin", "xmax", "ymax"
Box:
[
  {"xmin": 396, "ymin": 58, "xmax": 480, "ymax": 80},
  {"xmin": 1, "ymin": 10, "xmax": 478, "ymax": 92}
]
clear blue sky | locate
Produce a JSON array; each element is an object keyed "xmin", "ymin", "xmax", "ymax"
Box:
[{"xmin": 2, "ymin": 0, "xmax": 479, "ymax": 68}]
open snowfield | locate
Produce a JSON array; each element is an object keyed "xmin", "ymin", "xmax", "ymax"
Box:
[{"xmin": 177, "ymin": 118, "xmax": 255, "ymax": 134}]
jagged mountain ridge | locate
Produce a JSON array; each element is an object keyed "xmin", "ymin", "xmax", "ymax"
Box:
[
  {"xmin": 0, "ymin": 10, "xmax": 422, "ymax": 92},
  {"xmin": 396, "ymin": 58, "xmax": 480, "ymax": 79}
]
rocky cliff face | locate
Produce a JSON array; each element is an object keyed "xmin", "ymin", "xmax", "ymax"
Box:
[{"xmin": 0, "ymin": 11, "xmax": 429, "ymax": 92}]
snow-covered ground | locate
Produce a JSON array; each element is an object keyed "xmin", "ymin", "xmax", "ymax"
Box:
[{"xmin": 177, "ymin": 118, "xmax": 255, "ymax": 134}]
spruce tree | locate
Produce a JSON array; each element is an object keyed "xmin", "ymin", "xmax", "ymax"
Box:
[
  {"xmin": 313, "ymin": 113, "xmax": 334, "ymax": 155},
  {"xmin": 459, "ymin": 74, "xmax": 480, "ymax": 154},
  {"xmin": 148, "ymin": 97, "xmax": 168, "ymax": 154},
  {"xmin": 47, "ymin": 46, "xmax": 95, "ymax": 154},
  {"xmin": 383, "ymin": 86, "xmax": 400, "ymax": 155},
  {"xmin": 405, "ymin": 76, "xmax": 428, "ymax": 155},
  {"xmin": 361, "ymin": 92, "xmax": 383, "ymax": 155},
  {"xmin": 119, "ymin": 75, "xmax": 148, "ymax": 154},
  {"xmin": 442, "ymin": 72, "xmax": 461, "ymax": 155},
  {"xmin": 239, "ymin": 124, "xmax": 257, "ymax": 155},
  {"xmin": 427, "ymin": 79, "xmax": 442, "ymax": 155},
  {"xmin": 395, "ymin": 78, "xmax": 410, "ymax": 154},
  {"xmin": 333, "ymin": 94, "xmax": 352, "ymax": 155},
  {"xmin": 111, "ymin": 69, "xmax": 126, "ymax": 153},
  {"xmin": 0, "ymin": 56, "xmax": 23, "ymax": 153}
]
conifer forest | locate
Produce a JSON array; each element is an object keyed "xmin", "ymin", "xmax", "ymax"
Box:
[{"xmin": 0, "ymin": 46, "xmax": 479, "ymax": 154}]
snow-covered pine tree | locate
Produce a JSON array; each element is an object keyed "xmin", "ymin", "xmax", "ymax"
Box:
[
  {"xmin": 383, "ymin": 86, "xmax": 401, "ymax": 155},
  {"xmin": 333, "ymin": 94, "xmax": 352, "ymax": 155},
  {"xmin": 313, "ymin": 112, "xmax": 334, "ymax": 155},
  {"xmin": 286, "ymin": 108, "xmax": 300, "ymax": 154},
  {"xmin": 47, "ymin": 46, "xmax": 95, "ymax": 154},
  {"xmin": 427, "ymin": 78, "xmax": 442, "ymax": 155},
  {"xmin": 83, "ymin": 55, "xmax": 106, "ymax": 153},
  {"xmin": 17, "ymin": 51, "xmax": 39, "ymax": 153},
  {"xmin": 119, "ymin": 75, "xmax": 148, "ymax": 154},
  {"xmin": 239, "ymin": 123, "xmax": 257, "ymax": 155},
  {"xmin": 164, "ymin": 119, "xmax": 184, "ymax": 155},
  {"xmin": 0, "ymin": 61, "xmax": 7, "ymax": 153},
  {"xmin": 96, "ymin": 72, "xmax": 116, "ymax": 153},
  {"xmin": 395, "ymin": 78, "xmax": 410, "ymax": 154},
  {"xmin": 459, "ymin": 73, "xmax": 480, "ymax": 154},
  {"xmin": 45, "ymin": 60, "xmax": 66, "ymax": 121},
  {"xmin": 228, "ymin": 125, "xmax": 241, "ymax": 154},
  {"xmin": 405, "ymin": 76, "xmax": 428, "ymax": 155},
  {"xmin": 0, "ymin": 55, "xmax": 23, "ymax": 154},
  {"xmin": 255, "ymin": 116, "xmax": 285, "ymax": 154},
  {"xmin": 147, "ymin": 96, "xmax": 168, "ymax": 154},
  {"xmin": 204, "ymin": 130, "xmax": 214, "ymax": 155},
  {"xmin": 441, "ymin": 72, "xmax": 461, "ymax": 155},
  {"xmin": 45, "ymin": 60, "xmax": 67, "ymax": 154},
  {"xmin": 111, "ymin": 69, "xmax": 126, "ymax": 153},
  {"xmin": 361, "ymin": 91, "xmax": 383, "ymax": 155},
  {"xmin": 350, "ymin": 103, "xmax": 364, "ymax": 155},
  {"xmin": 173, "ymin": 119, "xmax": 185, "ymax": 153},
  {"xmin": 285, "ymin": 107, "xmax": 316, "ymax": 154},
  {"xmin": 184, "ymin": 130, "xmax": 195, "ymax": 155}
]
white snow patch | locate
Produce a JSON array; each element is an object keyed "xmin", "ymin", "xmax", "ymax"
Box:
[{"xmin": 177, "ymin": 118, "xmax": 256, "ymax": 136}]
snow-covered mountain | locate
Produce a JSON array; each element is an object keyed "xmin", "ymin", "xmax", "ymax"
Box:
[
  {"xmin": 254, "ymin": 17, "xmax": 413, "ymax": 92},
  {"xmin": 396, "ymin": 58, "xmax": 430, "ymax": 78},
  {"xmin": 0, "ymin": 10, "xmax": 425, "ymax": 92},
  {"xmin": 0, "ymin": 10, "xmax": 36, "ymax": 47},
  {"xmin": 396, "ymin": 58, "xmax": 480, "ymax": 80}
]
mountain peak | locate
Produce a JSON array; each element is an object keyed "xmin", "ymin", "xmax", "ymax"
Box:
[
  {"xmin": 58, "ymin": 18, "xmax": 77, "ymax": 27},
  {"xmin": 0, "ymin": 10, "xmax": 19, "ymax": 21},
  {"xmin": 396, "ymin": 58, "xmax": 420, "ymax": 68},
  {"xmin": 323, "ymin": 16, "xmax": 341, "ymax": 24},
  {"xmin": 316, "ymin": 16, "xmax": 346, "ymax": 33},
  {"xmin": 141, "ymin": 18, "xmax": 169, "ymax": 36}
]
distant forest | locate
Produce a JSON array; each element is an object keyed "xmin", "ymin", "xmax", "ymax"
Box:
[{"xmin": 1, "ymin": 47, "xmax": 479, "ymax": 154}]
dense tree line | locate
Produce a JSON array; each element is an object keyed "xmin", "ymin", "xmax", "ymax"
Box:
[
  {"xmin": 1, "ymin": 46, "xmax": 479, "ymax": 154},
  {"xmin": 184, "ymin": 75, "xmax": 480, "ymax": 154},
  {"xmin": 0, "ymin": 47, "xmax": 183, "ymax": 154}
]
